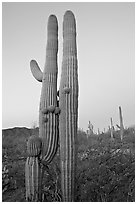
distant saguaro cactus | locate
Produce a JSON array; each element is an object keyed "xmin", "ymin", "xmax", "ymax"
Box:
[
  {"xmin": 110, "ymin": 117, "xmax": 114, "ymax": 140},
  {"xmin": 25, "ymin": 15, "xmax": 59, "ymax": 201},
  {"xmin": 88, "ymin": 121, "xmax": 94, "ymax": 136},
  {"xmin": 59, "ymin": 10, "xmax": 78, "ymax": 201},
  {"xmin": 98, "ymin": 128, "xmax": 100, "ymax": 135},
  {"xmin": 119, "ymin": 106, "xmax": 124, "ymax": 141}
]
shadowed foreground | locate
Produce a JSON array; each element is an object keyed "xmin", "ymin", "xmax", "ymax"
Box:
[{"xmin": 2, "ymin": 126, "xmax": 135, "ymax": 202}]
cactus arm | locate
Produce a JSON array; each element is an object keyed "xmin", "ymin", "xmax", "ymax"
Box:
[
  {"xmin": 116, "ymin": 124, "xmax": 120, "ymax": 129},
  {"xmin": 30, "ymin": 60, "xmax": 43, "ymax": 82}
]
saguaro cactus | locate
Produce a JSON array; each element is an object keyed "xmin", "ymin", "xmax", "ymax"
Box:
[
  {"xmin": 59, "ymin": 11, "xmax": 78, "ymax": 201},
  {"xmin": 25, "ymin": 10, "xmax": 78, "ymax": 202},
  {"xmin": 110, "ymin": 117, "xmax": 114, "ymax": 140},
  {"xmin": 25, "ymin": 15, "xmax": 59, "ymax": 201},
  {"xmin": 87, "ymin": 121, "xmax": 94, "ymax": 136},
  {"xmin": 119, "ymin": 106, "xmax": 124, "ymax": 141},
  {"xmin": 98, "ymin": 128, "xmax": 100, "ymax": 135},
  {"xmin": 25, "ymin": 136, "xmax": 43, "ymax": 201}
]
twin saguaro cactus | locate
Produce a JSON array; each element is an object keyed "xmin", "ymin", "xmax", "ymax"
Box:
[{"xmin": 25, "ymin": 11, "xmax": 78, "ymax": 202}]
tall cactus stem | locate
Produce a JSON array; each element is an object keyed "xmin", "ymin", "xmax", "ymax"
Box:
[
  {"xmin": 59, "ymin": 10, "xmax": 78, "ymax": 201},
  {"xmin": 38, "ymin": 15, "xmax": 59, "ymax": 162},
  {"xmin": 26, "ymin": 14, "xmax": 59, "ymax": 202},
  {"xmin": 30, "ymin": 14, "xmax": 59, "ymax": 163}
]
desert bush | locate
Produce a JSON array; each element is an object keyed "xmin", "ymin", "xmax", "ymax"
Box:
[
  {"xmin": 2, "ymin": 164, "xmax": 17, "ymax": 193},
  {"xmin": 75, "ymin": 131, "xmax": 135, "ymax": 202}
]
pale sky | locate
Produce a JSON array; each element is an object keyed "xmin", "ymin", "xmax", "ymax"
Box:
[{"xmin": 2, "ymin": 2, "xmax": 135, "ymax": 132}]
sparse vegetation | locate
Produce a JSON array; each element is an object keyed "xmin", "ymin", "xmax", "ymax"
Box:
[{"xmin": 2, "ymin": 126, "xmax": 135, "ymax": 202}]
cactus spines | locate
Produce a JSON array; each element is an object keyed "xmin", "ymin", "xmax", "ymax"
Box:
[
  {"xmin": 63, "ymin": 87, "xmax": 71, "ymax": 94},
  {"xmin": 43, "ymin": 116, "xmax": 48, "ymax": 123},
  {"xmin": 54, "ymin": 107, "xmax": 61, "ymax": 115},
  {"xmin": 47, "ymin": 105, "xmax": 56, "ymax": 113},
  {"xmin": 119, "ymin": 106, "xmax": 124, "ymax": 141},
  {"xmin": 59, "ymin": 10, "xmax": 78, "ymax": 202},
  {"xmin": 42, "ymin": 108, "xmax": 49, "ymax": 114}
]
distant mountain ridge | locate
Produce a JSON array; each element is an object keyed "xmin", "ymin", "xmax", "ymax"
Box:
[{"xmin": 2, "ymin": 127, "xmax": 39, "ymax": 138}]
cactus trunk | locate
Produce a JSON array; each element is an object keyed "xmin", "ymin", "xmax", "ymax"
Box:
[
  {"xmin": 59, "ymin": 10, "xmax": 78, "ymax": 202},
  {"xmin": 119, "ymin": 106, "xmax": 124, "ymax": 141},
  {"xmin": 25, "ymin": 15, "xmax": 59, "ymax": 201}
]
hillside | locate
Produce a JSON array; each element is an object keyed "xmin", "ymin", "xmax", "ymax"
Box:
[{"xmin": 2, "ymin": 126, "xmax": 135, "ymax": 202}]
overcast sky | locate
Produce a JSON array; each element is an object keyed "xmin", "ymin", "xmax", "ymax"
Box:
[{"xmin": 2, "ymin": 2, "xmax": 135, "ymax": 132}]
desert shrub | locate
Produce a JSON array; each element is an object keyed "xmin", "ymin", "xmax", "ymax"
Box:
[
  {"xmin": 75, "ymin": 137, "xmax": 135, "ymax": 202},
  {"xmin": 41, "ymin": 151, "xmax": 62, "ymax": 202},
  {"xmin": 2, "ymin": 164, "xmax": 17, "ymax": 193}
]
